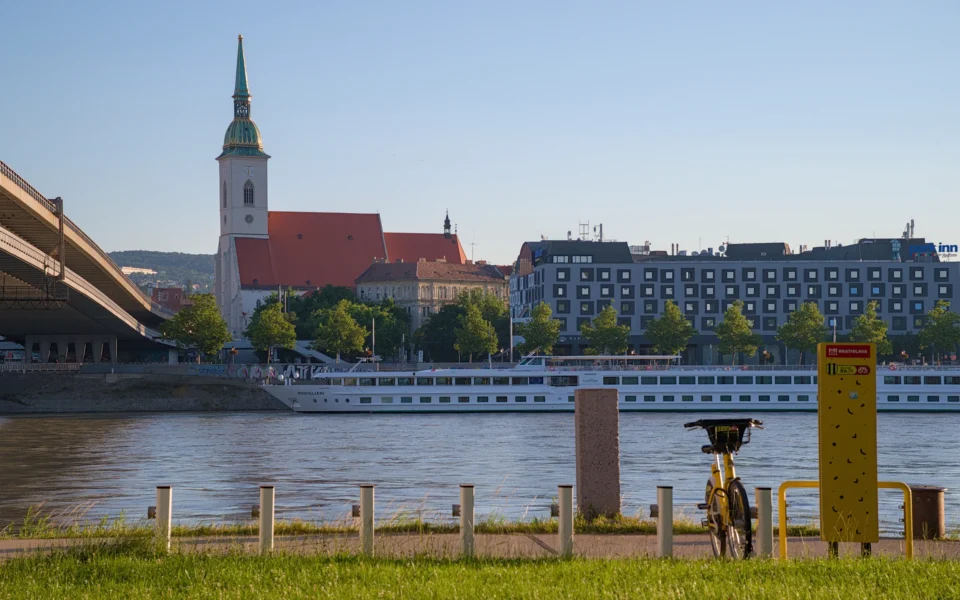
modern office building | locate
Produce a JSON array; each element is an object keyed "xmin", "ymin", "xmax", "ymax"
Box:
[{"xmin": 510, "ymin": 238, "xmax": 958, "ymax": 363}]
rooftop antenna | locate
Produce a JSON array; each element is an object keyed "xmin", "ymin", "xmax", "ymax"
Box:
[
  {"xmin": 469, "ymin": 232, "xmax": 478, "ymax": 262},
  {"xmin": 579, "ymin": 221, "xmax": 590, "ymax": 241}
]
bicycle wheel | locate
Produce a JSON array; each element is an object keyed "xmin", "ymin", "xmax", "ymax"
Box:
[
  {"xmin": 705, "ymin": 479, "xmax": 726, "ymax": 558},
  {"xmin": 726, "ymin": 480, "xmax": 753, "ymax": 559}
]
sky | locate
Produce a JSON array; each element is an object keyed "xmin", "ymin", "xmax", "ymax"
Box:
[{"xmin": 3, "ymin": 1, "xmax": 959, "ymax": 265}]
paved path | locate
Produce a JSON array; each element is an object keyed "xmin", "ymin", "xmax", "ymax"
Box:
[{"xmin": 1, "ymin": 534, "xmax": 957, "ymax": 560}]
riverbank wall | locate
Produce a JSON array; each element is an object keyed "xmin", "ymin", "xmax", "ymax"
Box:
[{"xmin": 0, "ymin": 373, "xmax": 286, "ymax": 414}]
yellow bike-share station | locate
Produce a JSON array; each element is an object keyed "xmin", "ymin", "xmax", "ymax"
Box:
[{"xmin": 778, "ymin": 342, "xmax": 914, "ymax": 559}]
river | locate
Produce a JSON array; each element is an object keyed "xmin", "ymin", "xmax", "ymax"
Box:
[{"xmin": 0, "ymin": 412, "xmax": 956, "ymax": 535}]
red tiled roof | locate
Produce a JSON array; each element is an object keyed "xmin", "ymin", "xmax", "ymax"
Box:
[
  {"xmin": 497, "ymin": 265, "xmax": 514, "ymax": 277},
  {"xmin": 355, "ymin": 261, "xmax": 506, "ymax": 284},
  {"xmin": 383, "ymin": 232, "xmax": 466, "ymax": 265},
  {"xmin": 235, "ymin": 211, "xmax": 387, "ymax": 288}
]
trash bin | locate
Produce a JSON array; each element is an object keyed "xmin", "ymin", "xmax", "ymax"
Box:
[{"xmin": 910, "ymin": 485, "xmax": 946, "ymax": 540}]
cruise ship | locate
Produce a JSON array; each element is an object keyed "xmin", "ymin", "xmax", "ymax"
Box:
[{"xmin": 262, "ymin": 355, "xmax": 960, "ymax": 413}]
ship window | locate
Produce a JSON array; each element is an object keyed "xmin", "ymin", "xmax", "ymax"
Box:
[
  {"xmin": 493, "ymin": 377, "xmax": 509, "ymax": 385},
  {"xmin": 908, "ymin": 395, "xmax": 920, "ymax": 402},
  {"xmin": 794, "ymin": 376, "xmax": 812, "ymax": 385},
  {"xmin": 569, "ymin": 396, "xmax": 576, "ymax": 402},
  {"xmin": 945, "ymin": 377, "xmax": 960, "ymax": 385},
  {"xmin": 644, "ymin": 395, "xmax": 656, "ymax": 402},
  {"xmin": 927, "ymin": 395, "xmax": 940, "ymax": 403},
  {"xmin": 359, "ymin": 378, "xmax": 376, "ymax": 386},
  {"xmin": 756, "ymin": 376, "xmax": 772, "ymax": 385},
  {"xmin": 778, "ymin": 395, "xmax": 790, "ymax": 402},
  {"xmin": 797, "ymin": 395, "xmax": 810, "ymax": 402},
  {"xmin": 343, "ymin": 378, "xmax": 357, "ymax": 386},
  {"xmin": 380, "ymin": 397, "xmax": 393, "ymax": 404},
  {"xmin": 682, "ymin": 395, "xmax": 694, "ymax": 402},
  {"xmin": 718, "ymin": 376, "xmax": 734, "ymax": 385},
  {"xmin": 416, "ymin": 378, "xmax": 433, "ymax": 386},
  {"xmin": 474, "ymin": 377, "xmax": 490, "ymax": 385},
  {"xmin": 401, "ymin": 397, "xmax": 413, "ymax": 404},
  {"xmin": 455, "ymin": 377, "xmax": 472, "ymax": 385},
  {"xmin": 904, "ymin": 376, "xmax": 921, "ymax": 385},
  {"xmin": 641, "ymin": 376, "xmax": 658, "ymax": 385},
  {"xmin": 496, "ymin": 396, "xmax": 508, "ymax": 403},
  {"xmin": 759, "ymin": 395, "xmax": 770, "ymax": 402},
  {"xmin": 625, "ymin": 395, "xmax": 637, "ymax": 402},
  {"xmin": 530, "ymin": 377, "xmax": 544, "ymax": 385},
  {"xmin": 720, "ymin": 395, "xmax": 732, "ymax": 402},
  {"xmin": 884, "ymin": 376, "xmax": 901, "ymax": 385},
  {"xmin": 360, "ymin": 397, "xmax": 372, "ymax": 404},
  {"xmin": 949, "ymin": 396, "xmax": 960, "ymax": 402},
  {"xmin": 701, "ymin": 395, "xmax": 713, "ymax": 402},
  {"xmin": 534, "ymin": 396, "xmax": 546, "ymax": 403},
  {"xmin": 603, "ymin": 377, "xmax": 619, "ymax": 385},
  {"xmin": 378, "ymin": 378, "xmax": 396, "ymax": 386},
  {"xmin": 698, "ymin": 376, "xmax": 715, "ymax": 385},
  {"xmin": 458, "ymin": 396, "xmax": 470, "ymax": 403},
  {"xmin": 887, "ymin": 395, "xmax": 900, "ymax": 402},
  {"xmin": 419, "ymin": 397, "xmax": 432, "ymax": 403},
  {"xmin": 515, "ymin": 396, "xmax": 527, "ymax": 403},
  {"xmin": 663, "ymin": 395, "xmax": 675, "ymax": 402},
  {"xmin": 622, "ymin": 376, "xmax": 639, "ymax": 385},
  {"xmin": 739, "ymin": 395, "xmax": 751, "ymax": 402},
  {"xmin": 660, "ymin": 376, "xmax": 677, "ymax": 385},
  {"xmin": 398, "ymin": 377, "xmax": 413, "ymax": 386},
  {"xmin": 512, "ymin": 377, "xmax": 529, "ymax": 385},
  {"xmin": 924, "ymin": 376, "xmax": 942, "ymax": 385},
  {"xmin": 679, "ymin": 376, "xmax": 695, "ymax": 385},
  {"xmin": 439, "ymin": 396, "xmax": 451, "ymax": 403},
  {"xmin": 736, "ymin": 376, "xmax": 753, "ymax": 385},
  {"xmin": 436, "ymin": 377, "xmax": 453, "ymax": 386}
]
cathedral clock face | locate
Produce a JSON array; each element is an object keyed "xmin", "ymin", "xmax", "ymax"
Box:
[
  {"xmin": 243, "ymin": 166, "xmax": 254, "ymax": 176},
  {"xmin": 245, "ymin": 214, "xmax": 254, "ymax": 224}
]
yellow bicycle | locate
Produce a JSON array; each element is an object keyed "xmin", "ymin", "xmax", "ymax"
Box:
[{"xmin": 684, "ymin": 418, "xmax": 763, "ymax": 559}]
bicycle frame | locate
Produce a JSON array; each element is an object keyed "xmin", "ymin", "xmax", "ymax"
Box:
[{"xmin": 707, "ymin": 452, "xmax": 737, "ymax": 524}]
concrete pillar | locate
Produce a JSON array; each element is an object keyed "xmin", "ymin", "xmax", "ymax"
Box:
[
  {"xmin": 168, "ymin": 349, "xmax": 178, "ymax": 365},
  {"xmin": 110, "ymin": 337, "xmax": 118, "ymax": 364},
  {"xmin": 74, "ymin": 338, "xmax": 86, "ymax": 363},
  {"xmin": 574, "ymin": 388, "xmax": 621, "ymax": 519},
  {"xmin": 40, "ymin": 340, "xmax": 51, "ymax": 363},
  {"xmin": 56, "ymin": 339, "xmax": 68, "ymax": 362},
  {"xmin": 92, "ymin": 340, "xmax": 103, "ymax": 363},
  {"xmin": 657, "ymin": 486, "xmax": 673, "ymax": 557},
  {"xmin": 360, "ymin": 484, "xmax": 375, "ymax": 556},
  {"xmin": 755, "ymin": 487, "xmax": 773, "ymax": 558},
  {"xmin": 24, "ymin": 336, "xmax": 34, "ymax": 362}
]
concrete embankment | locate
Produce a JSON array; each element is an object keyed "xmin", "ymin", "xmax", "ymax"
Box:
[{"xmin": 0, "ymin": 373, "xmax": 287, "ymax": 414}]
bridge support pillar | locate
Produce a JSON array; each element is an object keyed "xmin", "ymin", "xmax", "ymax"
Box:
[
  {"xmin": 74, "ymin": 338, "xmax": 86, "ymax": 363},
  {"xmin": 40, "ymin": 340, "xmax": 51, "ymax": 363},
  {"xmin": 92, "ymin": 340, "xmax": 103, "ymax": 364},
  {"xmin": 110, "ymin": 338, "xmax": 118, "ymax": 364},
  {"xmin": 57, "ymin": 338, "xmax": 69, "ymax": 362}
]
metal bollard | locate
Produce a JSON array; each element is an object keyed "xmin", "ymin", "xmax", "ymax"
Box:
[
  {"xmin": 558, "ymin": 484, "xmax": 574, "ymax": 558},
  {"xmin": 360, "ymin": 484, "xmax": 375, "ymax": 556},
  {"xmin": 259, "ymin": 486, "xmax": 275, "ymax": 555},
  {"xmin": 156, "ymin": 486, "xmax": 172, "ymax": 551},
  {"xmin": 657, "ymin": 486, "xmax": 673, "ymax": 558},
  {"xmin": 460, "ymin": 484, "xmax": 475, "ymax": 558},
  {"xmin": 755, "ymin": 487, "xmax": 773, "ymax": 558}
]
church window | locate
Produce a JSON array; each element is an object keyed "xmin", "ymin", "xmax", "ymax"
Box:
[
  {"xmin": 222, "ymin": 181, "xmax": 227, "ymax": 208},
  {"xmin": 243, "ymin": 180, "xmax": 255, "ymax": 207}
]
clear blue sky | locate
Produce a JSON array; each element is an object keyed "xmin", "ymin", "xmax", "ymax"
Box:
[{"xmin": 4, "ymin": 1, "xmax": 958, "ymax": 264}]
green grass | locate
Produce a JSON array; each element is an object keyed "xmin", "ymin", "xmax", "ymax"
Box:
[
  {"xmin": 0, "ymin": 540, "xmax": 955, "ymax": 599},
  {"xmin": 0, "ymin": 507, "xmax": 821, "ymax": 539}
]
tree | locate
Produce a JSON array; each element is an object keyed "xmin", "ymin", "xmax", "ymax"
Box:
[
  {"xmin": 645, "ymin": 300, "xmax": 697, "ymax": 357},
  {"xmin": 516, "ymin": 302, "xmax": 561, "ymax": 355},
  {"xmin": 160, "ymin": 293, "xmax": 231, "ymax": 361},
  {"xmin": 348, "ymin": 298, "xmax": 411, "ymax": 360},
  {"xmin": 776, "ymin": 301, "xmax": 827, "ymax": 364},
  {"xmin": 715, "ymin": 300, "xmax": 761, "ymax": 364},
  {"xmin": 919, "ymin": 300, "xmax": 960, "ymax": 364},
  {"xmin": 581, "ymin": 305, "xmax": 630, "ymax": 355},
  {"xmin": 415, "ymin": 305, "xmax": 466, "ymax": 362},
  {"xmin": 454, "ymin": 304, "xmax": 499, "ymax": 362},
  {"xmin": 312, "ymin": 300, "xmax": 367, "ymax": 362},
  {"xmin": 457, "ymin": 289, "xmax": 510, "ymax": 352},
  {"xmin": 849, "ymin": 300, "xmax": 892, "ymax": 357},
  {"xmin": 245, "ymin": 302, "xmax": 296, "ymax": 363}
]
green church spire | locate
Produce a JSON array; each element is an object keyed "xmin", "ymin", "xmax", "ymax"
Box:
[{"xmin": 219, "ymin": 35, "xmax": 269, "ymax": 160}]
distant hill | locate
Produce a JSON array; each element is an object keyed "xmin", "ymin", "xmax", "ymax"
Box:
[{"xmin": 109, "ymin": 250, "xmax": 215, "ymax": 293}]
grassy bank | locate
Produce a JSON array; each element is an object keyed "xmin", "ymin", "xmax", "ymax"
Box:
[
  {"xmin": 1, "ymin": 507, "xmax": 821, "ymax": 539},
  {"xmin": 0, "ymin": 542, "xmax": 955, "ymax": 599}
]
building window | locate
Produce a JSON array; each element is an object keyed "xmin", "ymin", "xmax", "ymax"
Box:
[
  {"xmin": 643, "ymin": 300, "xmax": 658, "ymax": 313},
  {"xmin": 871, "ymin": 284, "xmax": 884, "ymax": 297},
  {"xmin": 684, "ymin": 301, "xmax": 698, "ymax": 314},
  {"xmin": 743, "ymin": 268, "xmax": 756, "ymax": 281},
  {"xmin": 222, "ymin": 181, "xmax": 227, "ymax": 208},
  {"xmin": 804, "ymin": 269, "xmax": 819, "ymax": 282},
  {"xmin": 557, "ymin": 269, "xmax": 569, "ymax": 281},
  {"xmin": 702, "ymin": 285, "xmax": 715, "ymax": 298},
  {"xmin": 580, "ymin": 301, "xmax": 594, "ymax": 315},
  {"xmin": 685, "ymin": 285, "xmax": 696, "ymax": 296},
  {"xmin": 828, "ymin": 284, "xmax": 841, "ymax": 297},
  {"xmin": 892, "ymin": 284, "xmax": 905, "ymax": 298},
  {"xmin": 935, "ymin": 268, "xmax": 949, "ymax": 282},
  {"xmin": 243, "ymin": 180, "xmax": 254, "ymax": 207},
  {"xmin": 939, "ymin": 284, "xmax": 952, "ymax": 298},
  {"xmin": 890, "ymin": 299, "xmax": 903, "ymax": 312},
  {"xmin": 783, "ymin": 267, "xmax": 797, "ymax": 281},
  {"xmin": 911, "ymin": 267, "xmax": 924, "ymax": 281},
  {"xmin": 892, "ymin": 316, "xmax": 907, "ymax": 330},
  {"xmin": 702, "ymin": 270, "xmax": 715, "ymax": 282},
  {"xmin": 600, "ymin": 284, "xmax": 613, "ymax": 297},
  {"xmin": 577, "ymin": 286, "xmax": 591, "ymax": 299},
  {"xmin": 825, "ymin": 301, "xmax": 838, "ymax": 314},
  {"xmin": 681, "ymin": 268, "xmax": 695, "ymax": 282},
  {"xmin": 701, "ymin": 317, "xmax": 716, "ymax": 330},
  {"xmin": 745, "ymin": 284, "xmax": 759, "ymax": 297},
  {"xmin": 598, "ymin": 268, "xmax": 610, "ymax": 281},
  {"xmin": 786, "ymin": 284, "xmax": 799, "ymax": 297},
  {"xmin": 825, "ymin": 268, "xmax": 839, "ymax": 281},
  {"xmin": 621, "ymin": 301, "xmax": 635, "ymax": 315},
  {"xmin": 580, "ymin": 268, "xmax": 594, "ymax": 281},
  {"xmin": 644, "ymin": 268, "xmax": 657, "ymax": 281},
  {"xmin": 763, "ymin": 269, "xmax": 777, "ymax": 282},
  {"xmin": 846, "ymin": 268, "xmax": 860, "ymax": 282},
  {"xmin": 662, "ymin": 285, "xmax": 674, "ymax": 298},
  {"xmin": 556, "ymin": 300, "xmax": 570, "ymax": 314},
  {"xmin": 725, "ymin": 285, "xmax": 738, "ymax": 297},
  {"xmin": 722, "ymin": 269, "xmax": 736, "ymax": 283},
  {"xmin": 764, "ymin": 300, "xmax": 777, "ymax": 313},
  {"xmin": 621, "ymin": 285, "xmax": 634, "ymax": 298},
  {"xmin": 554, "ymin": 284, "xmax": 567, "ymax": 297},
  {"xmin": 911, "ymin": 301, "xmax": 924, "ymax": 314},
  {"xmin": 890, "ymin": 268, "xmax": 903, "ymax": 281},
  {"xmin": 705, "ymin": 300, "xmax": 718, "ymax": 313},
  {"xmin": 914, "ymin": 283, "xmax": 927, "ymax": 296},
  {"xmin": 868, "ymin": 268, "xmax": 882, "ymax": 281},
  {"xmin": 849, "ymin": 301, "xmax": 862, "ymax": 314},
  {"xmin": 617, "ymin": 269, "xmax": 631, "ymax": 282}
]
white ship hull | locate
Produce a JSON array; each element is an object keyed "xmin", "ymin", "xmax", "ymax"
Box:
[{"xmin": 262, "ymin": 365, "xmax": 960, "ymax": 413}]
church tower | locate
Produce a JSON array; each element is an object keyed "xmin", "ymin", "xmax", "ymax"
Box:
[{"xmin": 215, "ymin": 35, "xmax": 270, "ymax": 337}]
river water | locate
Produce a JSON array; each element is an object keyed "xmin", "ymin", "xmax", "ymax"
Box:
[{"xmin": 1, "ymin": 412, "xmax": 957, "ymax": 535}]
